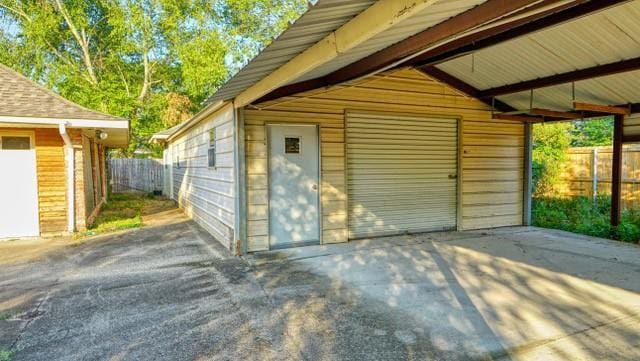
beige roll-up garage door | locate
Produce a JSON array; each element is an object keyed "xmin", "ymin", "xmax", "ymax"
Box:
[{"xmin": 346, "ymin": 112, "xmax": 458, "ymax": 239}]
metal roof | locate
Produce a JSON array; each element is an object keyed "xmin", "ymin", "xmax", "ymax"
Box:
[
  {"xmin": 206, "ymin": 0, "xmax": 375, "ymax": 104},
  {"xmin": 206, "ymin": 0, "xmax": 489, "ymax": 104},
  {"xmin": 295, "ymin": 0, "xmax": 486, "ymax": 83},
  {"xmin": 436, "ymin": 0, "xmax": 640, "ymax": 111}
]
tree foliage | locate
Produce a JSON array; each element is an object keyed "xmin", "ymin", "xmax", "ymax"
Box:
[
  {"xmin": 0, "ymin": 0, "xmax": 307, "ymax": 156},
  {"xmin": 532, "ymin": 122, "xmax": 572, "ymax": 197},
  {"xmin": 570, "ymin": 116, "xmax": 613, "ymax": 147},
  {"xmin": 532, "ymin": 117, "xmax": 615, "ymax": 197}
]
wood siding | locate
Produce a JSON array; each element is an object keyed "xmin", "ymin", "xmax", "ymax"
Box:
[
  {"xmin": 169, "ymin": 103, "xmax": 236, "ymax": 249},
  {"xmin": 3, "ymin": 128, "xmax": 107, "ymax": 235},
  {"xmin": 245, "ymin": 68, "xmax": 524, "ymax": 252},
  {"xmin": 34, "ymin": 128, "xmax": 67, "ymax": 233}
]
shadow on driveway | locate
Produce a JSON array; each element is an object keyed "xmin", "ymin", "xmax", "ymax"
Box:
[{"xmin": 2, "ymin": 216, "xmax": 640, "ymax": 360}]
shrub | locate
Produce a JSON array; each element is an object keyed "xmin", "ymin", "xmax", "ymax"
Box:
[{"xmin": 532, "ymin": 196, "xmax": 640, "ymax": 243}]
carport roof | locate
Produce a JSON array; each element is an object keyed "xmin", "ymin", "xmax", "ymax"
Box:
[
  {"xmin": 205, "ymin": 0, "xmax": 490, "ymax": 105},
  {"xmin": 204, "ymin": 0, "xmax": 640, "ymax": 115},
  {"xmin": 0, "ymin": 63, "xmax": 126, "ymax": 122},
  {"xmin": 434, "ymin": 0, "xmax": 640, "ymax": 112}
]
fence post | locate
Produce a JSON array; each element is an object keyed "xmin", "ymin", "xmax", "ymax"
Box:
[{"xmin": 592, "ymin": 147, "xmax": 598, "ymax": 207}]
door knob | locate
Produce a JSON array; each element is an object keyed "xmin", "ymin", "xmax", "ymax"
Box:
[
  {"xmin": 312, "ymin": 184, "xmax": 318, "ymax": 190},
  {"xmin": 448, "ymin": 174, "xmax": 458, "ymax": 179}
]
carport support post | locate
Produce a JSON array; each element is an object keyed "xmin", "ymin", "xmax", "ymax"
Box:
[
  {"xmin": 523, "ymin": 122, "xmax": 533, "ymax": 226},
  {"xmin": 611, "ymin": 114, "xmax": 624, "ymax": 227}
]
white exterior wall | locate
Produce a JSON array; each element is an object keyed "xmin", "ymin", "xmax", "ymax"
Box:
[{"xmin": 169, "ymin": 103, "xmax": 236, "ymax": 249}]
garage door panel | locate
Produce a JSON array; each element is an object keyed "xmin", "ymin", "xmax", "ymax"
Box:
[
  {"xmin": 347, "ymin": 112, "xmax": 458, "ymax": 239},
  {"xmin": 0, "ymin": 150, "xmax": 40, "ymax": 238}
]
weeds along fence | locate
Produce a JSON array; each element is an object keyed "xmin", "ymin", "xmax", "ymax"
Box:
[
  {"xmin": 109, "ymin": 158, "xmax": 164, "ymax": 193},
  {"xmin": 562, "ymin": 145, "xmax": 640, "ymax": 209}
]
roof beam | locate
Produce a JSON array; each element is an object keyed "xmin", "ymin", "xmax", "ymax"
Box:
[
  {"xmin": 233, "ymin": 0, "xmax": 441, "ymax": 107},
  {"xmin": 494, "ymin": 114, "xmax": 545, "ymax": 123},
  {"xmin": 418, "ymin": 66, "xmax": 515, "ymax": 112},
  {"xmin": 573, "ymin": 102, "xmax": 631, "ymax": 116},
  {"xmin": 409, "ymin": 0, "xmax": 628, "ymax": 68},
  {"xmin": 529, "ymin": 108, "xmax": 583, "ymax": 119},
  {"xmin": 623, "ymin": 134, "xmax": 640, "ymax": 143},
  {"xmin": 477, "ymin": 57, "xmax": 640, "ymax": 98},
  {"xmin": 255, "ymin": 0, "xmax": 542, "ymax": 104}
]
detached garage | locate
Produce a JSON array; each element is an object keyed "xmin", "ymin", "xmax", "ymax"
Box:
[
  {"xmin": 153, "ymin": 0, "xmax": 640, "ymax": 253},
  {"xmin": 0, "ymin": 64, "xmax": 129, "ymax": 239}
]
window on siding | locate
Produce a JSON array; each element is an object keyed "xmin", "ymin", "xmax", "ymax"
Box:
[
  {"xmin": 1, "ymin": 136, "xmax": 31, "ymax": 150},
  {"xmin": 208, "ymin": 128, "xmax": 216, "ymax": 168}
]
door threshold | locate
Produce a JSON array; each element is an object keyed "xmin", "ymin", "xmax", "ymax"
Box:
[{"xmin": 270, "ymin": 240, "xmax": 320, "ymax": 250}]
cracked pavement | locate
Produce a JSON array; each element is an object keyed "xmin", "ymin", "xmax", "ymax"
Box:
[{"xmin": 1, "ymin": 209, "xmax": 640, "ymax": 360}]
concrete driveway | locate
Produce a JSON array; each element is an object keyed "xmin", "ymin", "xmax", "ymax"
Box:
[{"xmin": 1, "ymin": 211, "xmax": 639, "ymax": 360}]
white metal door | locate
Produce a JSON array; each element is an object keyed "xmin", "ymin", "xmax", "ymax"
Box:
[
  {"xmin": 0, "ymin": 150, "xmax": 40, "ymax": 238},
  {"xmin": 347, "ymin": 112, "xmax": 458, "ymax": 239},
  {"xmin": 268, "ymin": 124, "xmax": 320, "ymax": 249}
]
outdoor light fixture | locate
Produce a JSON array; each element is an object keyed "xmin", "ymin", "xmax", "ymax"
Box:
[{"xmin": 96, "ymin": 130, "xmax": 108, "ymax": 140}]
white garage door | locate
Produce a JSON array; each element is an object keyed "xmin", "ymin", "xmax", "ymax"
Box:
[
  {"xmin": 0, "ymin": 135, "xmax": 40, "ymax": 239},
  {"xmin": 346, "ymin": 112, "xmax": 458, "ymax": 239}
]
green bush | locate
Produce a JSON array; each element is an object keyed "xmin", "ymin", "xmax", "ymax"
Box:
[{"xmin": 532, "ymin": 196, "xmax": 640, "ymax": 242}]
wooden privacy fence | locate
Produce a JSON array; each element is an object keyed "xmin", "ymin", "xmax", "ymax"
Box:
[
  {"xmin": 562, "ymin": 145, "xmax": 640, "ymax": 209},
  {"xmin": 109, "ymin": 158, "xmax": 164, "ymax": 193}
]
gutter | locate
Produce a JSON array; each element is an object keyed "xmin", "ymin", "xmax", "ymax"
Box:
[{"xmin": 58, "ymin": 122, "xmax": 75, "ymax": 233}]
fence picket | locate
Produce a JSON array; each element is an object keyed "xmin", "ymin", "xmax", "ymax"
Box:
[
  {"xmin": 562, "ymin": 145, "xmax": 640, "ymax": 209},
  {"xmin": 109, "ymin": 158, "xmax": 164, "ymax": 193}
]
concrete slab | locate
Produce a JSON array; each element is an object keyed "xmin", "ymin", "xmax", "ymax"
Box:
[
  {"xmin": 2, "ymin": 215, "xmax": 639, "ymax": 360},
  {"xmin": 248, "ymin": 227, "xmax": 640, "ymax": 360}
]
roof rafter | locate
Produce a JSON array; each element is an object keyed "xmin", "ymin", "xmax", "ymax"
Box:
[
  {"xmin": 409, "ymin": 0, "xmax": 628, "ymax": 68},
  {"xmin": 255, "ymin": 0, "xmax": 544, "ymax": 104},
  {"xmin": 477, "ymin": 57, "xmax": 640, "ymax": 99}
]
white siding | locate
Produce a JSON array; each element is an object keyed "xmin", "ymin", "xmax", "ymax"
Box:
[{"xmin": 169, "ymin": 103, "xmax": 236, "ymax": 249}]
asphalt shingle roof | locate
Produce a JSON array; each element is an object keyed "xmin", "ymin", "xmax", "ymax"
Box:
[{"xmin": 0, "ymin": 63, "xmax": 125, "ymax": 121}]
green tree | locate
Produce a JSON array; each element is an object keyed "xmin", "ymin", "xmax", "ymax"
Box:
[
  {"xmin": 0, "ymin": 0, "xmax": 307, "ymax": 156},
  {"xmin": 532, "ymin": 122, "xmax": 572, "ymax": 197},
  {"xmin": 570, "ymin": 116, "xmax": 613, "ymax": 147}
]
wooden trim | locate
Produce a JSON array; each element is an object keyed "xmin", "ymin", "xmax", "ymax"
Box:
[
  {"xmin": 529, "ymin": 108, "xmax": 582, "ymax": 119},
  {"xmin": 0, "ymin": 129, "xmax": 35, "ymax": 149},
  {"xmin": 574, "ymin": 102, "xmax": 631, "ymax": 116},
  {"xmin": 611, "ymin": 114, "xmax": 623, "ymax": 226},
  {"xmin": 478, "ymin": 57, "xmax": 640, "ymax": 98}
]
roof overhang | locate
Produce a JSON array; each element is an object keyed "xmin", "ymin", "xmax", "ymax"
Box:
[
  {"xmin": 201, "ymin": 0, "xmax": 639, "ymax": 125},
  {"xmin": 0, "ymin": 116, "xmax": 130, "ymax": 147},
  {"xmin": 151, "ymin": 100, "xmax": 228, "ymax": 144}
]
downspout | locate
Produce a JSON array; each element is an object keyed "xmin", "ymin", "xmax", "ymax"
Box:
[{"xmin": 59, "ymin": 122, "xmax": 75, "ymax": 233}]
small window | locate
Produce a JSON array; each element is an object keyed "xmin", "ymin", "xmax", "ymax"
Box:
[
  {"xmin": 1, "ymin": 136, "xmax": 31, "ymax": 150},
  {"xmin": 285, "ymin": 137, "xmax": 300, "ymax": 154},
  {"xmin": 208, "ymin": 128, "xmax": 216, "ymax": 167}
]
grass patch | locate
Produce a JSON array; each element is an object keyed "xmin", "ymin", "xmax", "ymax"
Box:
[
  {"xmin": 533, "ymin": 196, "xmax": 640, "ymax": 243},
  {"xmin": 0, "ymin": 349, "xmax": 12, "ymax": 361},
  {"xmin": 81, "ymin": 192, "xmax": 174, "ymax": 237},
  {"xmin": 0, "ymin": 313, "xmax": 10, "ymax": 321}
]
